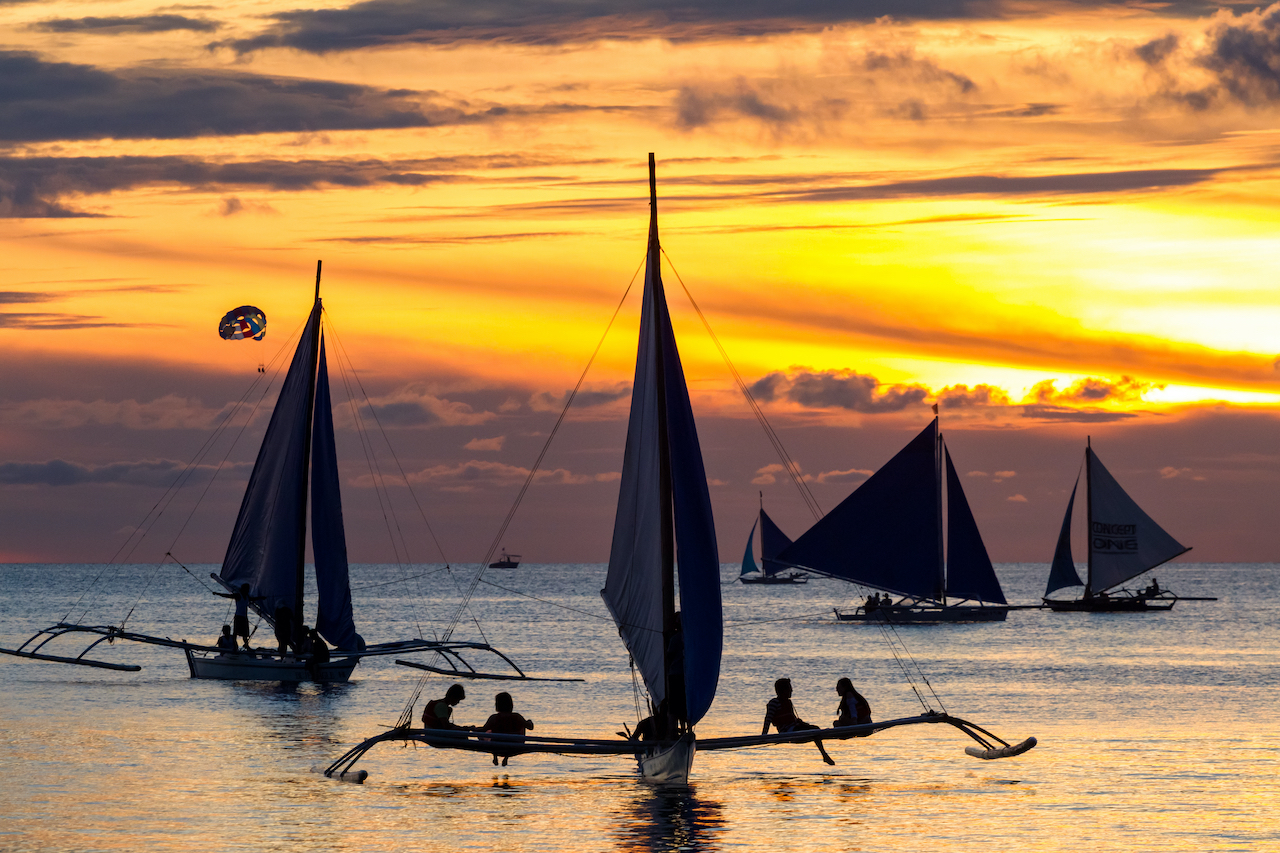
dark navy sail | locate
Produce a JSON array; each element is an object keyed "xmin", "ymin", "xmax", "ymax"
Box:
[
  {"xmin": 311, "ymin": 336, "xmax": 363, "ymax": 651},
  {"xmin": 778, "ymin": 420, "xmax": 942, "ymax": 600},
  {"xmin": 219, "ymin": 301, "xmax": 321, "ymax": 620},
  {"xmin": 758, "ymin": 509, "xmax": 796, "ymax": 577},
  {"xmin": 1044, "ymin": 477, "xmax": 1084, "ymax": 596},
  {"xmin": 944, "ymin": 448, "xmax": 1006, "ymax": 604}
]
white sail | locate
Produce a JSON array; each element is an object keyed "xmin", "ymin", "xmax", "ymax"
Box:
[
  {"xmin": 601, "ymin": 206, "xmax": 671, "ymax": 709},
  {"xmin": 1088, "ymin": 450, "xmax": 1190, "ymax": 593}
]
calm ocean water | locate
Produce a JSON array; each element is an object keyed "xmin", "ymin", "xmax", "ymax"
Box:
[{"xmin": 1, "ymin": 561, "xmax": 1275, "ymax": 852}]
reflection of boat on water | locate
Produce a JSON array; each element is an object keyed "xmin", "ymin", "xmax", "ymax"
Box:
[
  {"xmin": 739, "ymin": 499, "xmax": 807, "ymax": 585},
  {"xmin": 488, "ymin": 550, "xmax": 521, "ymax": 569},
  {"xmin": 612, "ymin": 784, "xmax": 724, "ymax": 853},
  {"xmin": 777, "ymin": 418, "xmax": 1009, "ymax": 624},
  {"xmin": 1042, "ymin": 439, "xmax": 1211, "ymax": 613},
  {"xmin": 324, "ymin": 156, "xmax": 1037, "ymax": 785},
  {"xmin": 1, "ymin": 264, "xmax": 534, "ymax": 684}
]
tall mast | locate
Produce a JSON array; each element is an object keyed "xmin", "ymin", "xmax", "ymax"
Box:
[
  {"xmin": 649, "ymin": 154, "xmax": 678, "ymax": 717},
  {"xmin": 294, "ymin": 260, "xmax": 324, "ymax": 618},
  {"xmin": 1084, "ymin": 436, "xmax": 1093, "ymax": 600}
]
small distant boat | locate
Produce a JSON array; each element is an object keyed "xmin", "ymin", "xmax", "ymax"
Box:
[
  {"xmin": 489, "ymin": 550, "xmax": 521, "ymax": 569},
  {"xmin": 777, "ymin": 417, "xmax": 1009, "ymax": 624},
  {"xmin": 739, "ymin": 499, "xmax": 807, "ymax": 584},
  {"xmin": 1042, "ymin": 439, "xmax": 1209, "ymax": 612}
]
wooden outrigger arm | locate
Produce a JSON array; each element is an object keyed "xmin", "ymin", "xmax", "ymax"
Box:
[
  {"xmin": 0, "ymin": 622, "xmax": 552, "ymax": 679},
  {"xmin": 320, "ymin": 712, "xmax": 1036, "ymax": 783}
]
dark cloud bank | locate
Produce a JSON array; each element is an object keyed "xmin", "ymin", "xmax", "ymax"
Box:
[
  {"xmin": 0, "ymin": 50, "xmax": 490, "ymax": 144},
  {"xmin": 222, "ymin": 0, "xmax": 1221, "ymax": 54}
]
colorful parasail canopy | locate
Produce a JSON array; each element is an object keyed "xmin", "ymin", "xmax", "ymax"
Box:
[{"xmin": 218, "ymin": 306, "xmax": 267, "ymax": 341}]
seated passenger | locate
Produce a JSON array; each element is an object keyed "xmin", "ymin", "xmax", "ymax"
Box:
[
  {"xmin": 215, "ymin": 624, "xmax": 238, "ymax": 654},
  {"xmin": 482, "ymin": 691, "xmax": 534, "ymax": 766},
  {"xmin": 763, "ymin": 678, "xmax": 835, "ymax": 766},
  {"xmin": 423, "ymin": 684, "xmax": 472, "ymax": 731},
  {"xmin": 833, "ymin": 677, "xmax": 872, "ymax": 735}
]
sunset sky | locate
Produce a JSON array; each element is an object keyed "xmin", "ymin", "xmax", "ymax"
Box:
[{"xmin": 3, "ymin": 0, "xmax": 1280, "ymax": 567}]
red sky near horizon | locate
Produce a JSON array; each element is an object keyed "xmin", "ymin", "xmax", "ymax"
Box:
[{"xmin": 2, "ymin": 0, "xmax": 1279, "ymax": 565}]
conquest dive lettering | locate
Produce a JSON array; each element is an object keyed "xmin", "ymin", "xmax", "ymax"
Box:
[{"xmin": 1092, "ymin": 521, "xmax": 1137, "ymax": 552}]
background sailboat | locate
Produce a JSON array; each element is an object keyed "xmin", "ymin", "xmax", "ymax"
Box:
[
  {"xmin": 1042, "ymin": 439, "xmax": 1210, "ymax": 612},
  {"xmin": 2, "ymin": 263, "xmax": 539, "ymax": 683},
  {"xmin": 777, "ymin": 418, "xmax": 1009, "ymax": 623},
  {"xmin": 739, "ymin": 499, "xmax": 807, "ymax": 585}
]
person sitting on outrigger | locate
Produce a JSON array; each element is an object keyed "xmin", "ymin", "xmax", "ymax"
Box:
[
  {"xmin": 763, "ymin": 678, "xmax": 835, "ymax": 765},
  {"xmin": 423, "ymin": 684, "xmax": 475, "ymax": 731},
  {"xmin": 833, "ymin": 677, "xmax": 872, "ymax": 735},
  {"xmin": 482, "ymin": 691, "xmax": 534, "ymax": 766}
]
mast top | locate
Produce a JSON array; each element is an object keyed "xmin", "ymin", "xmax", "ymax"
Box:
[
  {"xmin": 314, "ymin": 260, "xmax": 323, "ymax": 302},
  {"xmin": 648, "ymin": 153, "xmax": 656, "ymax": 209}
]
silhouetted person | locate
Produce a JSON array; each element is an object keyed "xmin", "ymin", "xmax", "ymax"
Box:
[
  {"xmin": 214, "ymin": 583, "xmax": 262, "ymax": 650},
  {"xmin": 302, "ymin": 627, "xmax": 329, "ymax": 680},
  {"xmin": 631, "ymin": 699, "xmax": 674, "ymax": 743},
  {"xmin": 215, "ymin": 624, "xmax": 237, "ymax": 654},
  {"xmin": 483, "ymin": 691, "xmax": 535, "ymax": 766},
  {"xmin": 834, "ymin": 677, "xmax": 872, "ymax": 735},
  {"xmin": 274, "ymin": 605, "xmax": 295, "ymax": 656},
  {"xmin": 423, "ymin": 684, "xmax": 472, "ymax": 730},
  {"xmin": 762, "ymin": 677, "xmax": 834, "ymax": 765}
]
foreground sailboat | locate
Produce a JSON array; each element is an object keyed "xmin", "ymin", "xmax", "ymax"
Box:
[
  {"xmin": 1042, "ymin": 439, "xmax": 1207, "ymax": 612},
  {"xmin": 739, "ymin": 500, "xmax": 808, "ymax": 584},
  {"xmin": 778, "ymin": 418, "xmax": 1009, "ymax": 623},
  {"xmin": 1, "ymin": 264, "xmax": 538, "ymax": 683},
  {"xmin": 321, "ymin": 156, "xmax": 1036, "ymax": 785}
]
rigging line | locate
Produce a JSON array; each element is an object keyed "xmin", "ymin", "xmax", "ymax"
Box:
[
  {"xmin": 326, "ymin": 319, "xmax": 486, "ymax": 646},
  {"xmin": 395, "ymin": 251, "xmax": 646, "ymax": 730},
  {"xmin": 326, "ymin": 316, "xmax": 416, "ymax": 571},
  {"xmin": 661, "ymin": 248, "xmax": 824, "ymax": 522},
  {"xmin": 116, "ymin": 319, "xmax": 308, "ymax": 631},
  {"xmin": 165, "ymin": 552, "xmax": 220, "ymax": 595},
  {"xmin": 440, "ymin": 250, "xmax": 647, "ymax": 645},
  {"xmin": 323, "ymin": 315, "xmax": 452, "ymax": 565},
  {"xmin": 71, "ymin": 322, "xmax": 306, "ymax": 627},
  {"xmin": 660, "ymin": 250, "xmax": 948, "ymax": 710},
  {"xmin": 350, "ymin": 565, "xmax": 453, "ymax": 591},
  {"xmin": 324, "ymin": 315, "xmax": 457, "ymax": 638}
]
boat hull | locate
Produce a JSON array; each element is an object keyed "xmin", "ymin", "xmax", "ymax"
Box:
[
  {"xmin": 637, "ymin": 733, "xmax": 696, "ymax": 784},
  {"xmin": 488, "ymin": 561, "xmax": 519, "ymax": 569},
  {"xmin": 740, "ymin": 574, "xmax": 807, "ymax": 585},
  {"xmin": 185, "ymin": 649, "xmax": 359, "ymax": 682},
  {"xmin": 834, "ymin": 605, "xmax": 1008, "ymax": 624},
  {"xmin": 1043, "ymin": 597, "xmax": 1175, "ymax": 612}
]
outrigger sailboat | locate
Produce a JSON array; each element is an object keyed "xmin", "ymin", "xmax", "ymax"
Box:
[
  {"xmin": 1042, "ymin": 439, "xmax": 1209, "ymax": 612},
  {"xmin": 1, "ymin": 264, "xmax": 540, "ymax": 683},
  {"xmin": 739, "ymin": 498, "xmax": 807, "ymax": 584},
  {"xmin": 322, "ymin": 156, "xmax": 1036, "ymax": 784},
  {"xmin": 778, "ymin": 418, "xmax": 1009, "ymax": 623}
]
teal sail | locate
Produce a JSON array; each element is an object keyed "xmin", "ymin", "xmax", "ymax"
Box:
[{"xmin": 740, "ymin": 518, "xmax": 760, "ymax": 579}]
